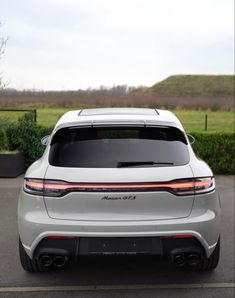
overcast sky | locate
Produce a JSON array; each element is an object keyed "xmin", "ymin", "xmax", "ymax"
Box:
[{"xmin": 1, "ymin": 0, "xmax": 234, "ymax": 90}]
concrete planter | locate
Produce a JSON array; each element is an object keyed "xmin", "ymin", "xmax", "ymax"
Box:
[{"xmin": 0, "ymin": 151, "xmax": 25, "ymax": 178}]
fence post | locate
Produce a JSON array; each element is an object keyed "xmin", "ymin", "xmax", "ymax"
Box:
[{"xmin": 205, "ymin": 114, "xmax": 208, "ymax": 131}]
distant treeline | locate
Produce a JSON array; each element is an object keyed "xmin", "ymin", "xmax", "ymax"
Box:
[{"xmin": 0, "ymin": 75, "xmax": 234, "ymax": 110}]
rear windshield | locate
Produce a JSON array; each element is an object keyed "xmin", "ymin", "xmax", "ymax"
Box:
[{"xmin": 49, "ymin": 126, "xmax": 189, "ymax": 168}]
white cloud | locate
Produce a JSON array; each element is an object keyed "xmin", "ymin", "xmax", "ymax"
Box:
[{"xmin": 1, "ymin": 0, "xmax": 234, "ymax": 90}]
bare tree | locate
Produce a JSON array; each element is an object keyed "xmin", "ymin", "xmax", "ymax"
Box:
[{"xmin": 0, "ymin": 22, "xmax": 7, "ymax": 89}]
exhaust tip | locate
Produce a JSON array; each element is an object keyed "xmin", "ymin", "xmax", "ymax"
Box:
[
  {"xmin": 173, "ymin": 254, "xmax": 186, "ymax": 267},
  {"xmin": 187, "ymin": 254, "xmax": 200, "ymax": 266},
  {"xmin": 40, "ymin": 255, "xmax": 53, "ymax": 267},
  {"xmin": 53, "ymin": 256, "xmax": 67, "ymax": 268}
]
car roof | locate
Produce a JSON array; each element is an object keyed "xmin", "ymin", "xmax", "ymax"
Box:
[
  {"xmin": 54, "ymin": 108, "xmax": 184, "ymax": 131},
  {"xmin": 80, "ymin": 108, "xmax": 159, "ymax": 116}
]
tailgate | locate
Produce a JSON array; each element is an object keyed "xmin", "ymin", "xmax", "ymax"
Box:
[{"xmin": 44, "ymin": 165, "xmax": 194, "ymax": 221}]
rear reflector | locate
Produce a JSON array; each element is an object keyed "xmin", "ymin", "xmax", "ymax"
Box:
[
  {"xmin": 160, "ymin": 235, "xmax": 194, "ymax": 239},
  {"xmin": 46, "ymin": 236, "xmax": 80, "ymax": 240},
  {"xmin": 24, "ymin": 177, "xmax": 215, "ymax": 197}
]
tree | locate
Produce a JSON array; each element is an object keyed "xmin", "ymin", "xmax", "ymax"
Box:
[{"xmin": 0, "ymin": 22, "xmax": 7, "ymax": 89}]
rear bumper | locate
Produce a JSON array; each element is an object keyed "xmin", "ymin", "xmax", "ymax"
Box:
[
  {"xmin": 33, "ymin": 236, "xmax": 205, "ymax": 261},
  {"xmin": 18, "ymin": 191, "xmax": 221, "ymax": 259},
  {"xmin": 19, "ymin": 211, "xmax": 220, "ymax": 259}
]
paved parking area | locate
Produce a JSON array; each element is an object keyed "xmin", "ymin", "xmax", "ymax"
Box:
[{"xmin": 0, "ymin": 175, "xmax": 234, "ymax": 297}]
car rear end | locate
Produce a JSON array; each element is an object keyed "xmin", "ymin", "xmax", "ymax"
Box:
[{"xmin": 18, "ymin": 109, "xmax": 221, "ymax": 271}]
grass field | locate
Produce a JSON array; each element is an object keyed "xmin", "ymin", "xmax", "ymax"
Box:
[{"xmin": 0, "ymin": 108, "xmax": 234, "ymax": 133}]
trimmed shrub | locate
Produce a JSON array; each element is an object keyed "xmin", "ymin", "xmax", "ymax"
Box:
[
  {"xmin": 0, "ymin": 127, "xmax": 9, "ymax": 151},
  {"xmin": 192, "ymin": 133, "xmax": 235, "ymax": 174},
  {"xmin": 6, "ymin": 115, "xmax": 52, "ymax": 167},
  {"xmin": 0, "ymin": 119, "xmax": 9, "ymax": 151}
]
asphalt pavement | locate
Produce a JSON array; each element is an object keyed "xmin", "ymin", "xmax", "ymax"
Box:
[{"xmin": 0, "ymin": 175, "xmax": 234, "ymax": 298}]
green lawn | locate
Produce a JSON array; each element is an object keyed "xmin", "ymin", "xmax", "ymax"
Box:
[
  {"xmin": 173, "ymin": 110, "xmax": 234, "ymax": 133},
  {"xmin": 0, "ymin": 108, "xmax": 234, "ymax": 133}
]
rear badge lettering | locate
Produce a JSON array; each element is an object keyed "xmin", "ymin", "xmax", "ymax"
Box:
[{"xmin": 102, "ymin": 196, "xmax": 136, "ymax": 201}]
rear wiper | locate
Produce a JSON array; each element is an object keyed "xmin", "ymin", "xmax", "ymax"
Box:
[{"xmin": 117, "ymin": 161, "xmax": 174, "ymax": 168}]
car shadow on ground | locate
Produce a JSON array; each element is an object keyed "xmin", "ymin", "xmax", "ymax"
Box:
[{"xmin": 23, "ymin": 256, "xmax": 218, "ymax": 287}]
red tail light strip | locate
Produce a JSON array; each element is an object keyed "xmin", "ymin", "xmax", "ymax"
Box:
[
  {"xmin": 24, "ymin": 177, "xmax": 214, "ymax": 197},
  {"xmin": 25, "ymin": 179, "xmax": 212, "ymax": 191}
]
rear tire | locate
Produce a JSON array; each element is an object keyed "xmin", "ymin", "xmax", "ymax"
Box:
[
  {"xmin": 19, "ymin": 238, "xmax": 48, "ymax": 272},
  {"xmin": 195, "ymin": 237, "xmax": 220, "ymax": 271}
]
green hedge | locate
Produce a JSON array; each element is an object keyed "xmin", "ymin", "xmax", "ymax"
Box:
[
  {"xmin": 191, "ymin": 132, "xmax": 235, "ymax": 174},
  {"xmin": 6, "ymin": 115, "xmax": 52, "ymax": 167},
  {"xmin": 3, "ymin": 116, "xmax": 235, "ymax": 173},
  {"xmin": 0, "ymin": 119, "xmax": 9, "ymax": 151}
]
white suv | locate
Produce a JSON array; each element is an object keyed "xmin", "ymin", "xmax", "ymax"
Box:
[{"xmin": 18, "ymin": 108, "xmax": 221, "ymax": 272}]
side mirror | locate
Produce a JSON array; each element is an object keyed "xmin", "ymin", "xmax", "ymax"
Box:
[
  {"xmin": 41, "ymin": 135, "xmax": 50, "ymax": 146},
  {"xmin": 187, "ymin": 134, "xmax": 195, "ymax": 145}
]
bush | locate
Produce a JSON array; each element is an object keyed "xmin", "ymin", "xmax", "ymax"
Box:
[
  {"xmin": 192, "ymin": 133, "xmax": 235, "ymax": 174},
  {"xmin": 0, "ymin": 119, "xmax": 9, "ymax": 151},
  {"xmin": 6, "ymin": 114, "xmax": 52, "ymax": 167},
  {"xmin": 4, "ymin": 115, "xmax": 234, "ymax": 174},
  {"xmin": 0, "ymin": 127, "xmax": 9, "ymax": 151}
]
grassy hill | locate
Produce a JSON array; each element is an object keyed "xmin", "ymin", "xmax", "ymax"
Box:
[
  {"xmin": 134, "ymin": 75, "xmax": 234, "ymax": 110},
  {"xmin": 142, "ymin": 75, "xmax": 234, "ymax": 97}
]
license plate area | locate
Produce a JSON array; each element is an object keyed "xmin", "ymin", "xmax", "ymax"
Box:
[{"xmin": 79, "ymin": 237, "xmax": 162, "ymax": 256}]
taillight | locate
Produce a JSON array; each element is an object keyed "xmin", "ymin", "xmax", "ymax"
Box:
[
  {"xmin": 24, "ymin": 179, "xmax": 69, "ymax": 197},
  {"xmin": 24, "ymin": 177, "xmax": 215, "ymax": 197},
  {"xmin": 169, "ymin": 177, "xmax": 215, "ymax": 196},
  {"xmin": 24, "ymin": 179, "xmax": 44, "ymax": 196}
]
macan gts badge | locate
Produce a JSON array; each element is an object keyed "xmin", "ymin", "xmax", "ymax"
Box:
[
  {"xmin": 18, "ymin": 108, "xmax": 221, "ymax": 272},
  {"xmin": 102, "ymin": 195, "xmax": 136, "ymax": 201}
]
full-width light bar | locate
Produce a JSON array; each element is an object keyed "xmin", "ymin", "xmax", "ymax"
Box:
[{"xmin": 24, "ymin": 177, "xmax": 215, "ymax": 197}]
